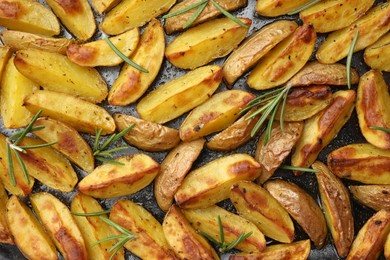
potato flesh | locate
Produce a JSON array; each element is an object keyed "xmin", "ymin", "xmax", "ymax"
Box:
[
  {"xmin": 91, "ymin": 0, "xmax": 121, "ymax": 14},
  {"xmin": 350, "ymin": 185, "xmax": 390, "ymax": 211},
  {"xmin": 256, "ymin": 0, "xmax": 312, "ymax": 17},
  {"xmin": 0, "ymin": 182, "xmax": 12, "ymax": 245},
  {"xmin": 364, "ymin": 33, "xmax": 390, "ymax": 72}
]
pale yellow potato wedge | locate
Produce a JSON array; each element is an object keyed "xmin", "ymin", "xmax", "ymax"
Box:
[
  {"xmin": 6, "ymin": 195, "xmax": 56, "ymax": 259},
  {"xmin": 101, "ymin": 0, "xmax": 176, "ymax": 35},
  {"xmin": 230, "ymin": 180, "xmax": 295, "ymax": 243},
  {"xmin": 0, "ymin": 45, "xmax": 11, "ymax": 75},
  {"xmin": 364, "ymin": 33, "xmax": 390, "ymax": 72},
  {"xmin": 350, "ymin": 185, "xmax": 390, "ymax": 211},
  {"xmin": 78, "ymin": 154, "xmax": 160, "ymax": 198},
  {"xmin": 67, "ymin": 28, "xmax": 139, "ymax": 67},
  {"xmin": 0, "ymin": 0, "xmax": 60, "ymax": 36},
  {"xmin": 256, "ymin": 0, "xmax": 312, "ymax": 17},
  {"xmin": 30, "ymin": 192, "xmax": 88, "ymax": 260},
  {"xmin": 108, "ymin": 19, "xmax": 165, "ymax": 106},
  {"xmin": 223, "ymin": 20, "xmax": 298, "ymax": 86},
  {"xmin": 175, "ymin": 154, "xmax": 261, "ymax": 209},
  {"xmin": 91, "ymin": 0, "xmax": 121, "ymax": 14},
  {"xmin": 24, "ymin": 90, "xmax": 115, "ymax": 135},
  {"xmin": 247, "ymin": 24, "xmax": 316, "ymax": 90},
  {"xmin": 137, "ymin": 65, "xmax": 222, "ymax": 124},
  {"xmin": 317, "ymin": 2, "xmax": 390, "ymax": 64},
  {"xmin": 183, "ymin": 205, "xmax": 266, "ymax": 253},
  {"xmin": 179, "ymin": 90, "xmax": 255, "ymax": 141},
  {"xmin": 0, "ymin": 182, "xmax": 12, "ymax": 245},
  {"xmin": 154, "ymin": 138, "xmax": 205, "ymax": 212},
  {"xmin": 14, "ymin": 49, "xmax": 108, "ymax": 104}
]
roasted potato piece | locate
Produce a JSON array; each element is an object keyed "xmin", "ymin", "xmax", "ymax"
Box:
[
  {"xmin": 14, "ymin": 49, "xmax": 108, "ymax": 104},
  {"xmin": 137, "ymin": 65, "xmax": 222, "ymax": 124},
  {"xmin": 24, "ymin": 90, "xmax": 115, "ymax": 135},
  {"xmin": 0, "ymin": 182, "xmax": 12, "ymax": 245},
  {"xmin": 179, "ymin": 90, "xmax": 255, "ymax": 142},
  {"xmin": 6, "ymin": 195, "xmax": 56, "ymax": 259},
  {"xmin": 154, "ymin": 138, "xmax": 205, "ymax": 212},
  {"xmin": 30, "ymin": 192, "xmax": 88, "ymax": 259},
  {"xmin": 364, "ymin": 33, "xmax": 390, "ymax": 72},
  {"xmin": 0, "ymin": 45, "xmax": 11, "ymax": 75},
  {"xmin": 175, "ymin": 154, "xmax": 261, "ymax": 209},
  {"xmin": 0, "ymin": 0, "xmax": 60, "ymax": 36},
  {"xmin": 100, "ymin": 0, "xmax": 175, "ymax": 35},
  {"xmin": 230, "ymin": 180, "xmax": 295, "ymax": 243},
  {"xmin": 256, "ymin": 0, "xmax": 312, "ymax": 17},
  {"xmin": 317, "ymin": 2, "xmax": 390, "ymax": 64},
  {"xmin": 165, "ymin": 17, "xmax": 251, "ymax": 69},
  {"xmin": 91, "ymin": 0, "xmax": 121, "ymax": 14},
  {"xmin": 108, "ymin": 19, "xmax": 165, "ymax": 106},
  {"xmin": 163, "ymin": 205, "xmax": 219, "ymax": 260},
  {"xmin": 247, "ymin": 24, "xmax": 316, "ymax": 90},
  {"xmin": 183, "ymin": 205, "xmax": 266, "ymax": 253},
  {"xmin": 386, "ymin": 232, "xmax": 390, "ymax": 259},
  {"xmin": 291, "ymin": 90, "xmax": 356, "ymax": 174},
  {"xmin": 327, "ymin": 143, "xmax": 390, "ymax": 185},
  {"xmin": 350, "ymin": 185, "xmax": 390, "ymax": 211},
  {"xmin": 223, "ymin": 20, "xmax": 298, "ymax": 87},
  {"xmin": 113, "ymin": 114, "xmax": 180, "ymax": 152},
  {"xmin": 78, "ymin": 154, "xmax": 159, "ymax": 198},
  {"xmin": 312, "ymin": 161, "xmax": 354, "ymax": 257}
]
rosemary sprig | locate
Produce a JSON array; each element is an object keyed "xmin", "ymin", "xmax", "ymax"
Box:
[
  {"xmin": 347, "ymin": 31, "xmax": 359, "ymax": 89},
  {"xmin": 71, "ymin": 210, "xmax": 111, "ymax": 217},
  {"xmin": 287, "ymin": 0, "xmax": 321, "ymax": 15},
  {"xmin": 184, "ymin": 1, "xmax": 208, "ymax": 29},
  {"xmin": 370, "ymin": 126, "xmax": 390, "ymax": 133},
  {"xmin": 280, "ymin": 165, "xmax": 320, "ymax": 173},
  {"xmin": 163, "ymin": 0, "xmax": 207, "ymax": 19}
]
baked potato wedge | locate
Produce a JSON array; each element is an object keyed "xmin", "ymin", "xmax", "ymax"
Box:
[
  {"xmin": 91, "ymin": 0, "xmax": 121, "ymax": 14},
  {"xmin": 0, "ymin": 182, "xmax": 12, "ymax": 245},
  {"xmin": 256, "ymin": 0, "xmax": 312, "ymax": 17},
  {"xmin": 175, "ymin": 154, "xmax": 261, "ymax": 209},
  {"xmin": 247, "ymin": 24, "xmax": 316, "ymax": 90},
  {"xmin": 0, "ymin": 45, "xmax": 11, "ymax": 75},
  {"xmin": 364, "ymin": 33, "xmax": 390, "ymax": 72},
  {"xmin": 137, "ymin": 65, "xmax": 222, "ymax": 124},
  {"xmin": 386, "ymin": 232, "xmax": 390, "ymax": 259},
  {"xmin": 230, "ymin": 180, "xmax": 295, "ymax": 243},
  {"xmin": 165, "ymin": 17, "xmax": 251, "ymax": 69},
  {"xmin": 113, "ymin": 114, "xmax": 180, "ymax": 152},
  {"xmin": 349, "ymin": 185, "xmax": 390, "ymax": 211}
]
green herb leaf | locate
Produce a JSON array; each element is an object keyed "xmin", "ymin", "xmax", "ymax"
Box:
[
  {"xmin": 162, "ymin": 0, "xmax": 208, "ymax": 19},
  {"xmin": 347, "ymin": 31, "xmax": 359, "ymax": 89},
  {"xmin": 287, "ymin": 0, "xmax": 321, "ymax": 15},
  {"xmin": 6, "ymin": 144, "xmax": 16, "ymax": 186},
  {"xmin": 370, "ymin": 126, "xmax": 390, "ymax": 133},
  {"xmin": 183, "ymin": 1, "xmax": 208, "ymax": 29},
  {"xmin": 210, "ymin": 0, "xmax": 249, "ymax": 28},
  {"xmin": 280, "ymin": 165, "xmax": 320, "ymax": 173},
  {"xmin": 71, "ymin": 210, "xmax": 111, "ymax": 217}
]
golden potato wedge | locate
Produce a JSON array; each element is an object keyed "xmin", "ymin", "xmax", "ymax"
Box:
[
  {"xmin": 179, "ymin": 90, "xmax": 255, "ymax": 142},
  {"xmin": 24, "ymin": 90, "xmax": 115, "ymax": 135},
  {"xmin": 33, "ymin": 117, "xmax": 94, "ymax": 173},
  {"xmin": 350, "ymin": 185, "xmax": 390, "ymax": 211},
  {"xmin": 255, "ymin": 121, "xmax": 303, "ymax": 184},
  {"xmin": 113, "ymin": 114, "xmax": 180, "ymax": 152},
  {"xmin": 100, "ymin": 0, "xmax": 175, "ymax": 35},
  {"xmin": 327, "ymin": 143, "xmax": 390, "ymax": 185},
  {"xmin": 91, "ymin": 0, "xmax": 121, "ymax": 14},
  {"xmin": 0, "ymin": 0, "xmax": 60, "ymax": 36},
  {"xmin": 45, "ymin": 0, "xmax": 95, "ymax": 41},
  {"xmin": 67, "ymin": 28, "xmax": 139, "ymax": 67},
  {"xmin": 300, "ymin": 0, "xmax": 375, "ymax": 33},
  {"xmin": 230, "ymin": 180, "xmax": 295, "ymax": 243},
  {"xmin": 110, "ymin": 200, "xmax": 177, "ymax": 259},
  {"xmin": 317, "ymin": 2, "xmax": 390, "ymax": 64},
  {"xmin": 14, "ymin": 49, "xmax": 108, "ymax": 104},
  {"xmin": 6, "ymin": 195, "xmax": 56, "ymax": 259},
  {"xmin": 108, "ymin": 19, "xmax": 165, "ymax": 106},
  {"xmin": 154, "ymin": 138, "xmax": 205, "ymax": 212},
  {"xmin": 0, "ymin": 182, "xmax": 12, "ymax": 245},
  {"xmin": 30, "ymin": 192, "xmax": 88, "ymax": 260},
  {"xmin": 183, "ymin": 205, "xmax": 266, "ymax": 253},
  {"xmin": 1, "ymin": 56, "xmax": 38, "ymax": 128},
  {"xmin": 312, "ymin": 161, "xmax": 354, "ymax": 257},
  {"xmin": 364, "ymin": 33, "xmax": 390, "ymax": 72},
  {"xmin": 256, "ymin": 0, "xmax": 312, "ymax": 17},
  {"xmin": 165, "ymin": 17, "xmax": 251, "ymax": 70},
  {"xmin": 386, "ymin": 232, "xmax": 390, "ymax": 259},
  {"xmin": 163, "ymin": 205, "xmax": 219, "ymax": 260},
  {"xmin": 0, "ymin": 45, "xmax": 11, "ymax": 74},
  {"xmin": 247, "ymin": 24, "xmax": 316, "ymax": 90},
  {"xmin": 223, "ymin": 20, "xmax": 298, "ymax": 87},
  {"xmin": 175, "ymin": 154, "xmax": 261, "ymax": 209},
  {"xmin": 78, "ymin": 154, "xmax": 159, "ymax": 198},
  {"xmin": 357, "ymin": 70, "xmax": 390, "ymax": 149},
  {"xmin": 291, "ymin": 90, "xmax": 356, "ymax": 174}
]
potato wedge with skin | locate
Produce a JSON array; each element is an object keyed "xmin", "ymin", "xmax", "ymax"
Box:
[
  {"xmin": 6, "ymin": 195, "xmax": 56, "ymax": 259},
  {"xmin": 179, "ymin": 90, "xmax": 255, "ymax": 142},
  {"xmin": 0, "ymin": 45, "xmax": 11, "ymax": 74},
  {"xmin": 30, "ymin": 192, "xmax": 88, "ymax": 260},
  {"xmin": 230, "ymin": 180, "xmax": 295, "ymax": 243},
  {"xmin": 183, "ymin": 205, "xmax": 266, "ymax": 253},
  {"xmin": 350, "ymin": 185, "xmax": 390, "ymax": 211},
  {"xmin": 364, "ymin": 33, "xmax": 390, "ymax": 72},
  {"xmin": 166, "ymin": 17, "xmax": 251, "ymax": 70},
  {"xmin": 317, "ymin": 2, "xmax": 390, "ymax": 64},
  {"xmin": 137, "ymin": 65, "xmax": 222, "ymax": 124},
  {"xmin": 108, "ymin": 19, "xmax": 165, "ymax": 106},
  {"xmin": 14, "ymin": 49, "xmax": 108, "ymax": 104},
  {"xmin": 24, "ymin": 90, "xmax": 115, "ymax": 135},
  {"xmin": 327, "ymin": 143, "xmax": 390, "ymax": 185},
  {"xmin": 256, "ymin": 0, "xmax": 312, "ymax": 17},
  {"xmin": 0, "ymin": 182, "xmax": 12, "ymax": 245},
  {"xmin": 175, "ymin": 154, "xmax": 261, "ymax": 209},
  {"xmin": 91, "ymin": 0, "xmax": 121, "ymax": 14},
  {"xmin": 223, "ymin": 20, "xmax": 298, "ymax": 87},
  {"xmin": 386, "ymin": 233, "xmax": 390, "ymax": 259},
  {"xmin": 154, "ymin": 138, "xmax": 205, "ymax": 212},
  {"xmin": 0, "ymin": 0, "xmax": 60, "ymax": 36},
  {"xmin": 78, "ymin": 154, "xmax": 160, "ymax": 198},
  {"xmin": 163, "ymin": 205, "xmax": 219, "ymax": 260},
  {"xmin": 114, "ymin": 114, "xmax": 180, "ymax": 152},
  {"xmin": 247, "ymin": 24, "xmax": 316, "ymax": 90}
]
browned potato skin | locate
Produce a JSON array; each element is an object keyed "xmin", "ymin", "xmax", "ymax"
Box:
[
  {"xmin": 364, "ymin": 33, "xmax": 390, "ymax": 72},
  {"xmin": 350, "ymin": 185, "xmax": 390, "ymax": 211},
  {"xmin": 114, "ymin": 114, "xmax": 180, "ymax": 152},
  {"xmin": 0, "ymin": 182, "xmax": 12, "ymax": 245},
  {"xmin": 312, "ymin": 161, "xmax": 354, "ymax": 257},
  {"xmin": 154, "ymin": 139, "xmax": 205, "ymax": 212}
]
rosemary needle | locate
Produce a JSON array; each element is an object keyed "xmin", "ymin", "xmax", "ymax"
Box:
[
  {"xmin": 347, "ymin": 31, "xmax": 359, "ymax": 89},
  {"xmin": 210, "ymin": 0, "xmax": 249, "ymax": 29},
  {"xmin": 287, "ymin": 0, "xmax": 321, "ymax": 15},
  {"xmin": 71, "ymin": 210, "xmax": 111, "ymax": 217},
  {"xmin": 280, "ymin": 165, "xmax": 320, "ymax": 173},
  {"xmin": 184, "ymin": 1, "xmax": 208, "ymax": 29},
  {"xmin": 370, "ymin": 126, "xmax": 390, "ymax": 133},
  {"xmin": 163, "ymin": 0, "xmax": 208, "ymax": 19}
]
